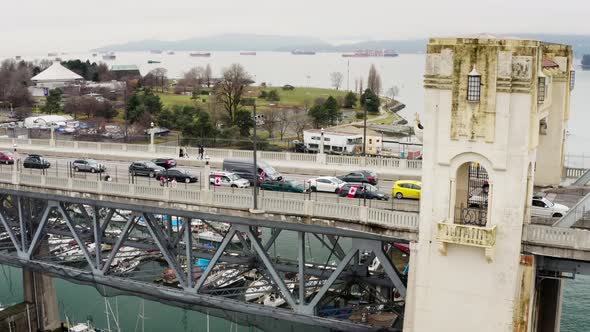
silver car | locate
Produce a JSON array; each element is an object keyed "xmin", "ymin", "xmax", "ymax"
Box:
[
  {"xmin": 72, "ymin": 159, "xmax": 106, "ymax": 173},
  {"xmin": 209, "ymin": 171, "xmax": 250, "ymax": 188}
]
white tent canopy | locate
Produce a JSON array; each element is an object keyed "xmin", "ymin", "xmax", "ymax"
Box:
[{"xmin": 31, "ymin": 62, "xmax": 83, "ymax": 83}]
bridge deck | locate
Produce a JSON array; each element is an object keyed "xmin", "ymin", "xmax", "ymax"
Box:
[{"xmin": 0, "ymin": 138, "xmax": 422, "ymax": 180}]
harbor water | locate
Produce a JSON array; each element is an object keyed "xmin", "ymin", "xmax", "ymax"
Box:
[{"xmin": 0, "ymin": 51, "xmax": 589, "ymax": 330}]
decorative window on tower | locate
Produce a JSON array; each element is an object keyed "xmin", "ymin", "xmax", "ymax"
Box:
[
  {"xmin": 467, "ymin": 66, "xmax": 481, "ymax": 102},
  {"xmin": 538, "ymin": 71, "xmax": 546, "ymax": 104}
]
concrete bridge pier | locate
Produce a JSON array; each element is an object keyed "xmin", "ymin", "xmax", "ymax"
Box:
[
  {"xmin": 532, "ymin": 276, "xmax": 564, "ymax": 332},
  {"xmin": 22, "ymin": 240, "xmax": 60, "ymax": 331}
]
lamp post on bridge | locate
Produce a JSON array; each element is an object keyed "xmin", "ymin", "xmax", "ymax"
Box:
[
  {"xmin": 319, "ymin": 128, "xmax": 325, "ymax": 154},
  {"xmin": 149, "ymin": 122, "xmax": 155, "ymax": 152},
  {"xmin": 362, "ymin": 96, "xmax": 369, "ymax": 156}
]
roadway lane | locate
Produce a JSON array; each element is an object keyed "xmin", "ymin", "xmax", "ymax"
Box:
[{"xmin": 14, "ymin": 155, "xmax": 403, "ymax": 200}]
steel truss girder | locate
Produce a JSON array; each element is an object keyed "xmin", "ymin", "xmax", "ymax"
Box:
[
  {"xmin": 143, "ymin": 212, "xmax": 187, "ymax": 287},
  {"xmin": 0, "ymin": 192, "xmax": 408, "ymax": 331},
  {"xmin": 58, "ymin": 202, "xmax": 95, "ymax": 270},
  {"xmin": 101, "ymin": 212, "xmax": 138, "ymax": 275},
  {"xmin": 0, "ymin": 255, "xmax": 384, "ymax": 332},
  {"xmin": 0, "ymin": 187, "xmax": 405, "ymax": 243},
  {"xmin": 0, "ymin": 208, "xmax": 22, "ymax": 254},
  {"xmin": 1, "ymin": 216, "xmax": 399, "ymax": 288}
]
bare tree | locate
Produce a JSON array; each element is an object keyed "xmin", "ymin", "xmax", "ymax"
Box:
[
  {"xmin": 204, "ymin": 64, "xmax": 213, "ymax": 88},
  {"xmin": 291, "ymin": 108, "xmax": 310, "ymax": 141},
  {"xmin": 261, "ymin": 109, "xmax": 278, "ymax": 137},
  {"xmin": 214, "ymin": 63, "xmax": 252, "ymax": 124},
  {"xmin": 330, "ymin": 72, "xmax": 344, "ymax": 90},
  {"xmin": 277, "ymin": 109, "xmax": 290, "ymax": 140},
  {"xmin": 64, "ymin": 96, "xmax": 82, "ymax": 119},
  {"xmin": 367, "ymin": 64, "xmax": 381, "ymax": 95},
  {"xmin": 97, "ymin": 62, "xmax": 113, "ymax": 81},
  {"xmin": 359, "ymin": 78, "xmax": 364, "ymax": 96},
  {"xmin": 181, "ymin": 66, "xmax": 205, "ymax": 94},
  {"xmin": 387, "ymin": 86, "xmax": 400, "ymax": 101},
  {"xmin": 0, "ymin": 59, "xmax": 33, "ymax": 108},
  {"xmin": 148, "ymin": 68, "xmax": 168, "ymax": 92}
]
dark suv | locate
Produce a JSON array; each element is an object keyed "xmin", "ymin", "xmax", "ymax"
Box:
[
  {"xmin": 72, "ymin": 159, "xmax": 106, "ymax": 173},
  {"xmin": 152, "ymin": 158, "xmax": 177, "ymax": 169},
  {"xmin": 23, "ymin": 154, "xmax": 51, "ymax": 169},
  {"xmin": 338, "ymin": 183, "xmax": 389, "ymax": 200},
  {"xmin": 337, "ymin": 170, "xmax": 378, "ymax": 185},
  {"xmin": 129, "ymin": 161, "xmax": 164, "ymax": 177}
]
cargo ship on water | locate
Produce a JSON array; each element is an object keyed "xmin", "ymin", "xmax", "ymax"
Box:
[
  {"xmin": 291, "ymin": 50, "xmax": 316, "ymax": 55},
  {"xmin": 190, "ymin": 52, "xmax": 211, "ymax": 57},
  {"xmin": 240, "ymin": 51, "xmax": 257, "ymax": 55},
  {"xmin": 102, "ymin": 52, "xmax": 116, "ymax": 60},
  {"xmin": 342, "ymin": 49, "xmax": 399, "ymax": 57}
]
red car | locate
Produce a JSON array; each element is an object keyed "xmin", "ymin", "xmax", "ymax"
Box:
[{"xmin": 0, "ymin": 151, "xmax": 14, "ymax": 164}]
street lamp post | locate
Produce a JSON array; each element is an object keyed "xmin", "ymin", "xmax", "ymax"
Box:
[
  {"xmin": 319, "ymin": 128, "xmax": 325, "ymax": 154},
  {"xmin": 363, "ymin": 96, "xmax": 369, "ymax": 156},
  {"xmin": 252, "ymin": 103, "xmax": 259, "ymax": 210}
]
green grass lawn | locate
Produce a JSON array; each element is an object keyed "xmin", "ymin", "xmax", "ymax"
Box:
[
  {"xmin": 155, "ymin": 87, "xmax": 348, "ymax": 113},
  {"xmin": 248, "ymin": 87, "xmax": 347, "ymax": 108},
  {"xmin": 156, "ymin": 93, "xmax": 202, "ymax": 108}
]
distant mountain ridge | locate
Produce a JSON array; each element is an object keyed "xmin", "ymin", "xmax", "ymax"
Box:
[{"xmin": 94, "ymin": 33, "xmax": 590, "ymax": 56}]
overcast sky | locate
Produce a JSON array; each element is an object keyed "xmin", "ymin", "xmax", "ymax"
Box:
[{"xmin": 2, "ymin": 0, "xmax": 587, "ymax": 54}]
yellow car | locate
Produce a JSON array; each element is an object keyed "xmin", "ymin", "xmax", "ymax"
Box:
[{"xmin": 392, "ymin": 180, "xmax": 422, "ymax": 199}]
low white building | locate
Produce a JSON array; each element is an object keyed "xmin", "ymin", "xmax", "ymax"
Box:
[
  {"xmin": 24, "ymin": 115, "xmax": 73, "ymax": 129},
  {"xmin": 303, "ymin": 129, "xmax": 362, "ymax": 155},
  {"xmin": 31, "ymin": 62, "xmax": 83, "ymax": 89}
]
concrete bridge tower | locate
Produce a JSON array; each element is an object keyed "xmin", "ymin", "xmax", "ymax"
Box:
[{"xmin": 404, "ymin": 37, "xmax": 573, "ymax": 331}]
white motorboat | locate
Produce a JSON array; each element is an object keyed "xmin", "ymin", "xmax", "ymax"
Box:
[
  {"xmin": 260, "ymin": 279, "xmax": 296, "ymax": 307},
  {"xmin": 112, "ymin": 259, "xmax": 140, "ymax": 274},
  {"xmin": 194, "ymin": 230, "xmax": 240, "ymax": 244},
  {"xmin": 263, "ymin": 292, "xmax": 287, "ymax": 307},
  {"xmin": 209, "ymin": 268, "xmax": 245, "ymax": 288},
  {"xmin": 245, "ymin": 279, "xmax": 272, "ymax": 302}
]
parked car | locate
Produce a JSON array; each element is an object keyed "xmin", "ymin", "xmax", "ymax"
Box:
[
  {"xmin": 72, "ymin": 159, "xmax": 106, "ymax": 173},
  {"xmin": 152, "ymin": 158, "xmax": 177, "ymax": 169},
  {"xmin": 338, "ymin": 183, "xmax": 389, "ymax": 200},
  {"xmin": 307, "ymin": 176, "xmax": 345, "ymax": 193},
  {"xmin": 159, "ymin": 168, "xmax": 198, "ymax": 183},
  {"xmin": 261, "ymin": 179, "xmax": 308, "ymax": 193},
  {"xmin": 222, "ymin": 158, "xmax": 282, "ymax": 185},
  {"xmin": 23, "ymin": 154, "xmax": 51, "ymax": 169},
  {"xmin": 129, "ymin": 161, "xmax": 165, "ymax": 177},
  {"xmin": 531, "ymin": 196, "xmax": 569, "ymax": 218},
  {"xmin": 468, "ymin": 187, "xmax": 488, "ymax": 208},
  {"xmin": 0, "ymin": 151, "xmax": 15, "ymax": 164},
  {"xmin": 337, "ymin": 170, "xmax": 378, "ymax": 185},
  {"xmin": 392, "ymin": 180, "xmax": 422, "ymax": 199},
  {"xmin": 209, "ymin": 172, "xmax": 250, "ymax": 188}
]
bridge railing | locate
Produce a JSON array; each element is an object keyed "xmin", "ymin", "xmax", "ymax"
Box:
[
  {"xmin": 523, "ymin": 224, "xmax": 590, "ymax": 252},
  {"xmin": 564, "ymin": 167, "xmax": 588, "ymax": 179},
  {"xmin": 552, "ymin": 190, "xmax": 590, "ymax": 228},
  {"xmin": 0, "ymin": 169, "xmax": 419, "ymax": 232},
  {"xmin": 4, "ymin": 138, "xmax": 423, "ymax": 170}
]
